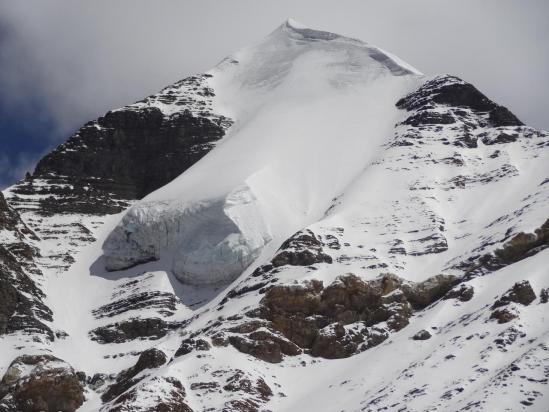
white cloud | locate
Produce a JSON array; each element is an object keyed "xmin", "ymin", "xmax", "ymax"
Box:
[{"xmin": 0, "ymin": 0, "xmax": 547, "ymax": 173}]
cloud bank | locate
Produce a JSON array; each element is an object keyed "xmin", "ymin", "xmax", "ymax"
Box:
[{"xmin": 0, "ymin": 0, "xmax": 548, "ymax": 188}]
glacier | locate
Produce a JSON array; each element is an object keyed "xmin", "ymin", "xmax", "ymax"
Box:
[{"xmin": 101, "ymin": 18, "xmax": 423, "ymax": 285}]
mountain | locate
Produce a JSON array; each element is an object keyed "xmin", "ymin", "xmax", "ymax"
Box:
[{"xmin": 1, "ymin": 19, "xmax": 548, "ymax": 412}]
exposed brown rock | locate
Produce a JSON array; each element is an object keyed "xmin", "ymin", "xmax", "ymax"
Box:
[
  {"xmin": 0, "ymin": 354, "xmax": 84, "ymax": 412},
  {"xmin": 228, "ymin": 272, "xmax": 456, "ymax": 361},
  {"xmin": 495, "ymin": 221, "xmax": 549, "ymax": 264},
  {"xmin": 492, "ymin": 281, "xmax": 536, "ymax": 309},
  {"xmin": 311, "ymin": 323, "xmax": 388, "ymax": 359},
  {"xmin": 401, "ymin": 274, "xmax": 459, "ymax": 309},
  {"xmin": 490, "ymin": 309, "xmax": 518, "ymax": 324}
]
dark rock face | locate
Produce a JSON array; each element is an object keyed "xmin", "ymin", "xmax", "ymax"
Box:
[
  {"xmin": 0, "ymin": 192, "xmax": 37, "ymax": 241},
  {"xmin": 88, "ymin": 373, "xmax": 108, "ymax": 391},
  {"xmin": 401, "ymin": 111, "xmax": 456, "ymax": 127},
  {"xmin": 225, "ymin": 273, "xmax": 457, "ymax": 361},
  {"xmin": 481, "ymin": 132, "xmax": 519, "ymax": 145},
  {"xmin": 271, "ymin": 229, "xmax": 332, "ymax": 267},
  {"xmin": 9, "ymin": 73, "xmax": 232, "ymax": 219},
  {"xmin": 0, "ymin": 250, "xmax": 52, "ymax": 339},
  {"xmin": 396, "ymin": 75, "xmax": 523, "ymax": 127},
  {"xmin": 490, "ymin": 308, "xmax": 518, "ymax": 324},
  {"xmin": 102, "ymin": 348, "xmax": 167, "ymax": 403},
  {"xmin": 10, "ymin": 175, "xmax": 131, "ymax": 216},
  {"xmin": 540, "ymin": 288, "xmax": 549, "ymax": 304},
  {"xmin": 0, "ymin": 355, "xmax": 84, "ymax": 412},
  {"xmin": 443, "ymin": 284, "xmax": 474, "ymax": 302},
  {"xmin": 0, "ymin": 193, "xmax": 53, "ymax": 339},
  {"xmin": 412, "ymin": 330, "xmax": 432, "ymax": 340},
  {"xmin": 174, "ymin": 338, "xmax": 211, "ymax": 357},
  {"xmin": 228, "ymin": 332, "xmax": 302, "ymax": 363},
  {"xmin": 92, "ymin": 291, "xmax": 178, "ymax": 319},
  {"xmin": 488, "ymin": 281, "xmax": 536, "ymax": 324},
  {"xmin": 89, "ymin": 317, "xmax": 181, "ymax": 343},
  {"xmin": 34, "ymin": 108, "xmax": 228, "ymax": 202},
  {"xmin": 492, "ymin": 281, "xmax": 536, "ymax": 309}
]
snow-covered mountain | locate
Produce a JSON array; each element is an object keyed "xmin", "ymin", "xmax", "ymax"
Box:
[{"xmin": 1, "ymin": 19, "xmax": 548, "ymax": 412}]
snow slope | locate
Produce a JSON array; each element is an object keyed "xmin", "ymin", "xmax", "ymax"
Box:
[
  {"xmin": 1, "ymin": 19, "xmax": 548, "ymax": 412},
  {"xmin": 103, "ymin": 19, "xmax": 423, "ymax": 284}
]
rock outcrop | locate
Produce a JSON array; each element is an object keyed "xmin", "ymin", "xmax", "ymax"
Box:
[
  {"xmin": 0, "ymin": 355, "xmax": 84, "ymax": 412},
  {"xmin": 222, "ymin": 273, "xmax": 458, "ymax": 361},
  {"xmin": 0, "ymin": 193, "xmax": 53, "ymax": 339},
  {"xmin": 459, "ymin": 218, "xmax": 549, "ymax": 278},
  {"xmin": 271, "ymin": 229, "xmax": 333, "ymax": 267},
  {"xmin": 89, "ymin": 317, "xmax": 182, "ymax": 344},
  {"xmin": 412, "ymin": 329, "xmax": 432, "ymax": 340},
  {"xmin": 34, "ymin": 75, "xmax": 231, "ymax": 204},
  {"xmin": 492, "ymin": 281, "xmax": 537, "ymax": 309},
  {"xmin": 396, "ymin": 75, "xmax": 523, "ymax": 128},
  {"xmin": 443, "ymin": 284, "xmax": 475, "ymax": 302},
  {"xmin": 174, "ymin": 338, "xmax": 211, "ymax": 358},
  {"xmin": 102, "ymin": 348, "xmax": 167, "ymax": 403}
]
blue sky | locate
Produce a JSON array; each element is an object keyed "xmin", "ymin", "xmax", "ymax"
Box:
[
  {"xmin": 1, "ymin": 0, "xmax": 548, "ymax": 189},
  {"xmin": 0, "ymin": 94, "xmax": 61, "ymax": 187}
]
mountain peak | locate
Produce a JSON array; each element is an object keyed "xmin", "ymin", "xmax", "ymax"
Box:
[
  {"xmin": 275, "ymin": 17, "xmax": 341, "ymax": 41},
  {"xmin": 284, "ymin": 18, "xmax": 308, "ymax": 30}
]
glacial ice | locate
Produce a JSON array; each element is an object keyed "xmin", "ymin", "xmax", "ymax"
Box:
[{"xmin": 103, "ymin": 186, "xmax": 271, "ymax": 285}]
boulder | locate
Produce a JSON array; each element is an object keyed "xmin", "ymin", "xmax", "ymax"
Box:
[
  {"xmin": 412, "ymin": 330, "xmax": 432, "ymax": 340},
  {"xmin": 0, "ymin": 354, "xmax": 84, "ymax": 412},
  {"xmin": 490, "ymin": 309, "xmax": 518, "ymax": 324},
  {"xmin": 492, "ymin": 281, "xmax": 536, "ymax": 309}
]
